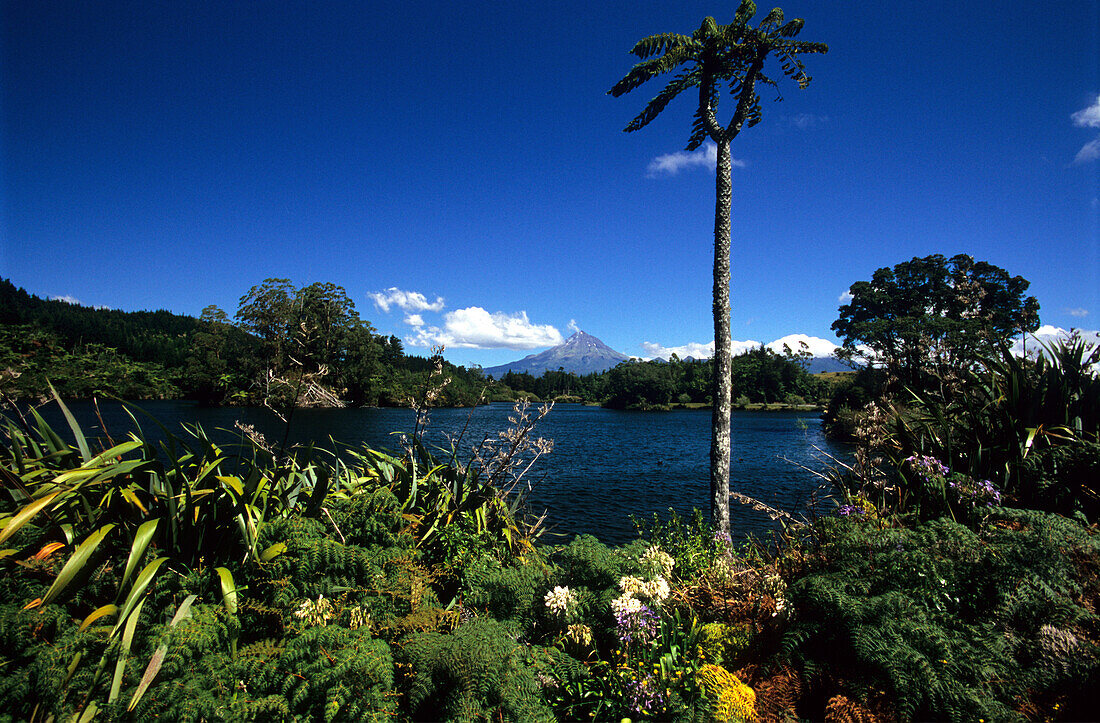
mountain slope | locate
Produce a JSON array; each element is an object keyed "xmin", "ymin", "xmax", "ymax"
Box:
[{"xmin": 482, "ymin": 331, "xmax": 628, "ymax": 378}]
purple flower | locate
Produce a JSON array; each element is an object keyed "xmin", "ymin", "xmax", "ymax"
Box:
[
  {"xmin": 614, "ymin": 601, "xmax": 659, "ymax": 645},
  {"xmin": 905, "ymin": 454, "xmax": 950, "ymax": 479},
  {"xmin": 837, "ymin": 504, "xmax": 865, "ymax": 517},
  {"xmin": 623, "ymin": 671, "xmax": 666, "ymax": 716}
]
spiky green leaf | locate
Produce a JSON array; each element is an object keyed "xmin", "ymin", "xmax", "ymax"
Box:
[{"xmin": 40, "ymin": 523, "xmax": 116, "ymax": 607}]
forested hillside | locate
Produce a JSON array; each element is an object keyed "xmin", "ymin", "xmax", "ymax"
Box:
[
  {"xmin": 1, "ymin": 278, "xmax": 830, "ymax": 410},
  {"xmin": 0, "ymin": 278, "xmax": 488, "ymax": 407}
]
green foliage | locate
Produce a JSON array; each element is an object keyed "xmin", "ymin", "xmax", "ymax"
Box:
[
  {"xmin": 401, "ymin": 617, "xmax": 555, "ymax": 722},
  {"xmin": 0, "ymin": 276, "xmax": 488, "ymax": 407},
  {"xmin": 3, "ymin": 363, "xmax": 1096, "ymax": 721},
  {"xmin": 602, "ymin": 359, "xmax": 677, "ymax": 409},
  {"xmin": 875, "ymin": 334, "xmax": 1100, "ymax": 523},
  {"xmin": 633, "ymin": 508, "xmax": 733, "ymax": 582},
  {"xmin": 832, "ymin": 254, "xmax": 1041, "ymax": 388},
  {"xmin": 0, "ymin": 324, "xmax": 182, "ymax": 401},
  {"xmin": 783, "ymin": 511, "xmax": 1100, "ymax": 720},
  {"xmin": 609, "ymin": 0, "xmax": 827, "ymax": 150}
]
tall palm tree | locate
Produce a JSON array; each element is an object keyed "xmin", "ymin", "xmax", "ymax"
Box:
[{"xmin": 610, "ymin": 1, "xmax": 826, "ymax": 537}]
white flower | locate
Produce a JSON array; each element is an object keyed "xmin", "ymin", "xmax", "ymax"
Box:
[
  {"xmin": 619, "ymin": 575, "xmax": 646, "ymax": 596},
  {"xmin": 641, "ymin": 545, "xmax": 675, "ymax": 578},
  {"xmin": 544, "ymin": 586, "xmax": 577, "ymax": 616},
  {"xmin": 644, "ymin": 576, "xmax": 670, "ymax": 602},
  {"xmin": 565, "ymin": 623, "xmax": 593, "ymax": 646},
  {"xmin": 611, "ymin": 594, "xmax": 643, "ymax": 617},
  {"xmin": 292, "ymin": 595, "xmax": 335, "ymax": 627}
]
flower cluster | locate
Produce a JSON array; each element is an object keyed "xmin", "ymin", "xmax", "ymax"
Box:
[
  {"xmin": 347, "ymin": 605, "xmax": 370, "ymax": 630},
  {"xmin": 565, "ymin": 623, "xmax": 593, "ymax": 646},
  {"xmin": 543, "ymin": 585, "xmax": 577, "ymax": 617},
  {"xmin": 837, "ymin": 496, "xmax": 876, "ymax": 517},
  {"xmin": 763, "ymin": 573, "xmax": 788, "ymax": 617},
  {"xmin": 618, "ymin": 575, "xmax": 670, "ymax": 602},
  {"xmin": 612, "ymin": 594, "xmax": 659, "ymax": 645},
  {"xmin": 947, "ymin": 474, "xmax": 1003, "ymax": 508},
  {"xmin": 622, "ymin": 670, "xmax": 667, "ymax": 717},
  {"xmin": 293, "ymin": 595, "xmax": 335, "ymax": 628},
  {"xmin": 905, "ymin": 454, "xmax": 950, "ymax": 479},
  {"xmin": 640, "ymin": 545, "xmax": 675, "ymax": 578}
]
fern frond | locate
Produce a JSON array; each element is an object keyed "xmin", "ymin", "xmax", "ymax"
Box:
[
  {"xmin": 733, "ymin": 0, "xmax": 757, "ymax": 26},
  {"xmin": 759, "ymin": 8, "xmax": 785, "ymax": 33},
  {"xmin": 630, "ymin": 32, "xmax": 695, "ymax": 59},
  {"xmin": 779, "ymin": 18, "xmax": 805, "ymax": 38},
  {"xmin": 609, "ymin": 43, "xmax": 697, "ymax": 98},
  {"xmin": 624, "ymin": 71, "xmax": 700, "ymax": 132}
]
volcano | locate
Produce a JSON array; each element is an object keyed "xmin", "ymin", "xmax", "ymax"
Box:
[{"xmin": 482, "ymin": 331, "xmax": 628, "ymax": 378}]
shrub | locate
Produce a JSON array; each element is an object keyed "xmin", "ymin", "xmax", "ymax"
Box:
[{"xmin": 781, "ymin": 510, "xmax": 1100, "ymax": 720}]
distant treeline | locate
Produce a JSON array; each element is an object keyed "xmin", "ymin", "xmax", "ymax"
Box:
[
  {"xmin": 498, "ymin": 347, "xmax": 831, "ymax": 410},
  {"xmin": 0, "ymin": 277, "xmax": 830, "ymax": 409}
]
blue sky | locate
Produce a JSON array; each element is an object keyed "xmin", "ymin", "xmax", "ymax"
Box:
[{"xmin": 2, "ymin": 0, "xmax": 1098, "ymax": 369}]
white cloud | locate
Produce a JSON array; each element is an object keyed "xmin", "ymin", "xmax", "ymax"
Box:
[
  {"xmin": 404, "ymin": 313, "xmax": 425, "ymax": 327},
  {"xmin": 368, "ymin": 287, "xmax": 445, "ymax": 314},
  {"xmin": 838, "ymin": 290, "xmax": 853, "ymax": 303},
  {"xmin": 568, "ymin": 319, "xmax": 581, "ymax": 334},
  {"xmin": 406, "ymin": 307, "xmax": 563, "ymax": 350},
  {"xmin": 1072, "ymin": 95, "xmax": 1100, "ymax": 128},
  {"xmin": 640, "ymin": 340, "xmax": 715, "ymax": 360},
  {"xmin": 765, "ymin": 334, "xmax": 840, "ymax": 358},
  {"xmin": 640, "ymin": 338, "xmax": 763, "ymax": 360},
  {"xmin": 1010, "ymin": 325, "xmax": 1100, "ymax": 360},
  {"xmin": 646, "ymin": 142, "xmax": 745, "ymax": 178},
  {"xmin": 1074, "ymin": 138, "xmax": 1100, "ymax": 165},
  {"xmin": 49, "ymin": 294, "xmax": 80, "ymax": 305},
  {"xmin": 785, "ymin": 113, "xmax": 828, "ymax": 130},
  {"xmin": 1067, "ymin": 307, "xmax": 1090, "ymax": 318},
  {"xmin": 1071, "ymin": 95, "xmax": 1100, "ymax": 165}
]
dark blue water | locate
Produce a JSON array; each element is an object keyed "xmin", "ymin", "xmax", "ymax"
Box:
[{"xmin": 21, "ymin": 400, "xmax": 850, "ymax": 545}]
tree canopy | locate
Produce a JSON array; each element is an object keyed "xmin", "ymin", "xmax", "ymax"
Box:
[{"xmin": 832, "ymin": 254, "xmax": 1040, "ymax": 387}]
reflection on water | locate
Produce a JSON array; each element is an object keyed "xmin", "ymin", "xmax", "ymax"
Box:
[{"xmin": 25, "ymin": 400, "xmax": 851, "ymax": 545}]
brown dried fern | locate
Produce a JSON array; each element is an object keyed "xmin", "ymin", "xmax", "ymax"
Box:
[{"xmin": 737, "ymin": 664, "xmax": 803, "ymax": 721}]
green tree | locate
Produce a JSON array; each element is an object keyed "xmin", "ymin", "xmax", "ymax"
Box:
[
  {"xmin": 832, "ymin": 254, "xmax": 1041, "ymax": 388},
  {"xmin": 602, "ymin": 360, "xmax": 675, "ymax": 409},
  {"xmin": 610, "ymin": 1, "xmax": 826, "ymax": 536},
  {"xmin": 233, "ymin": 279, "xmax": 382, "ymax": 410}
]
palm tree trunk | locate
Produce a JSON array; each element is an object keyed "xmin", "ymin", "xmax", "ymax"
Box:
[{"xmin": 710, "ymin": 139, "xmax": 734, "ymax": 538}]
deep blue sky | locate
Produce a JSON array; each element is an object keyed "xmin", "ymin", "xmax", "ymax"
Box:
[{"xmin": 3, "ymin": 1, "xmax": 1098, "ymax": 368}]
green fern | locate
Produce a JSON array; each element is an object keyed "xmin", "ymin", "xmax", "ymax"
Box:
[{"xmin": 401, "ymin": 617, "xmax": 555, "ymax": 722}]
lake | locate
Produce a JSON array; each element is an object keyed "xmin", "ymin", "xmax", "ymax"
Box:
[{"xmin": 25, "ymin": 400, "xmax": 851, "ymax": 546}]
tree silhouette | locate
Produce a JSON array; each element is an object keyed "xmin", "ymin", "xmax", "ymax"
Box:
[{"xmin": 610, "ymin": 1, "xmax": 826, "ymax": 535}]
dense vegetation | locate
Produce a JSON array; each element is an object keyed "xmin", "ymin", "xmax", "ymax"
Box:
[{"xmin": 2, "ymin": 313, "xmax": 1097, "ymax": 720}]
